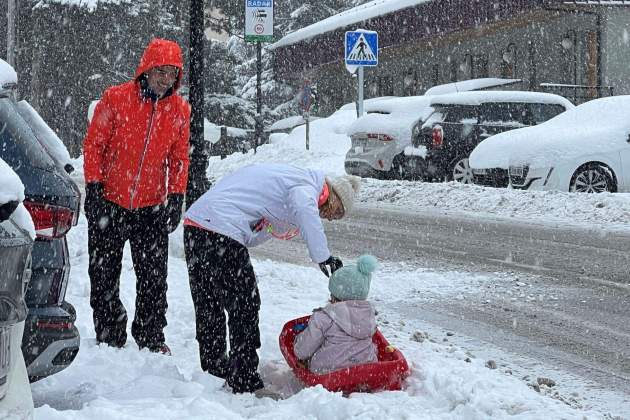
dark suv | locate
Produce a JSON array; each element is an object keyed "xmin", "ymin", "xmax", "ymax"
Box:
[
  {"xmin": 413, "ymin": 91, "xmax": 572, "ymax": 184},
  {"xmin": 0, "ymin": 80, "xmax": 80, "ymax": 381}
]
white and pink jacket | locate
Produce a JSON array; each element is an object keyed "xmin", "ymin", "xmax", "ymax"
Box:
[{"xmin": 294, "ymin": 300, "xmax": 377, "ymax": 374}]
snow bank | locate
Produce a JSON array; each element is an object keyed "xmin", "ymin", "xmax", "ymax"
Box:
[{"xmin": 360, "ymin": 178, "xmax": 630, "ymax": 231}]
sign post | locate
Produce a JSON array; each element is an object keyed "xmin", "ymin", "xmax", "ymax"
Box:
[
  {"xmin": 344, "ymin": 30, "xmax": 378, "ymax": 118},
  {"xmin": 245, "ymin": 0, "xmax": 274, "ymax": 152},
  {"xmin": 298, "ymin": 82, "xmax": 312, "ymax": 150}
]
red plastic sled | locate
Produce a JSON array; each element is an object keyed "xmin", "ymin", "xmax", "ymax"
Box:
[{"xmin": 279, "ymin": 315, "xmax": 410, "ymax": 393}]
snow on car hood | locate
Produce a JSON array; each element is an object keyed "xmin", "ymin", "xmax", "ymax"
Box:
[
  {"xmin": 0, "ymin": 158, "xmax": 34, "ymax": 239},
  {"xmin": 0, "ymin": 59, "xmax": 18, "ymax": 88},
  {"xmin": 346, "ymin": 96, "xmax": 434, "ymax": 144},
  {"xmin": 470, "ymin": 96, "xmax": 630, "ymax": 169}
]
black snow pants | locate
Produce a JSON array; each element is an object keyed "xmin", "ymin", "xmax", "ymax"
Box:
[
  {"xmin": 184, "ymin": 225, "xmax": 264, "ymax": 393},
  {"xmin": 88, "ymin": 200, "xmax": 168, "ymax": 349}
]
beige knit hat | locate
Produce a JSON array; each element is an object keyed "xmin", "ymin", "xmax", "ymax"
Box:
[{"xmin": 326, "ymin": 175, "xmax": 361, "ymax": 214}]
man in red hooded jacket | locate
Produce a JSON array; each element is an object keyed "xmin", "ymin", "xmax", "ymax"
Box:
[{"xmin": 83, "ymin": 38, "xmax": 190, "ymax": 354}]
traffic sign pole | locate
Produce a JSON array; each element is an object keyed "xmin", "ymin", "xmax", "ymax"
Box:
[{"xmin": 358, "ymin": 67, "xmax": 364, "ymax": 117}]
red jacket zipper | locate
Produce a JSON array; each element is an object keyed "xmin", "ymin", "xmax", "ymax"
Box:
[{"xmin": 130, "ymin": 100, "xmax": 157, "ymax": 209}]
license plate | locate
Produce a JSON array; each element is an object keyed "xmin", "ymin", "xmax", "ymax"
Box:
[
  {"xmin": 354, "ymin": 146, "xmax": 364, "ymax": 154},
  {"xmin": 510, "ymin": 166, "xmax": 523, "ymax": 177}
]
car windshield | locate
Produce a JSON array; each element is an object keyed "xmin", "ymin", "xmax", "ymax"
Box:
[
  {"xmin": 430, "ymin": 105, "xmax": 478, "ymax": 124},
  {"xmin": 0, "ymin": 98, "xmax": 56, "ymax": 171},
  {"xmin": 529, "ymin": 103, "xmax": 566, "ymax": 124},
  {"xmin": 478, "ymin": 102, "xmax": 530, "ymax": 125}
]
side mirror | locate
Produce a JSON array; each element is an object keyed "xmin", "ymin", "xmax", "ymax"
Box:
[{"xmin": 0, "ymin": 200, "xmax": 19, "ymax": 222}]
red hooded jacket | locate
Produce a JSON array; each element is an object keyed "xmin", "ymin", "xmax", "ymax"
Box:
[{"xmin": 83, "ymin": 38, "xmax": 191, "ymax": 209}]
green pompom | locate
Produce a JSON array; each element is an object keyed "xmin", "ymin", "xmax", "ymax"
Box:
[{"xmin": 356, "ymin": 254, "xmax": 378, "ymax": 275}]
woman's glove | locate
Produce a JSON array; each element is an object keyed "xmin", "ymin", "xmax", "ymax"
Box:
[
  {"xmin": 318, "ymin": 255, "xmax": 343, "ymax": 277},
  {"xmin": 164, "ymin": 194, "xmax": 184, "ymax": 233}
]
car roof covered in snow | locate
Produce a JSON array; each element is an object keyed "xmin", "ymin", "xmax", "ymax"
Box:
[
  {"xmin": 430, "ymin": 91, "xmax": 574, "ymax": 108},
  {"xmin": 424, "ymin": 78, "xmax": 522, "ymax": 96},
  {"xmin": 470, "ymin": 95, "xmax": 630, "ymax": 170},
  {"xmin": 0, "ymin": 58, "xmax": 18, "ymax": 90}
]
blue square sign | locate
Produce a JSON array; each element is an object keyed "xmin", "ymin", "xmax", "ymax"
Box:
[{"xmin": 345, "ymin": 30, "xmax": 378, "ymax": 66}]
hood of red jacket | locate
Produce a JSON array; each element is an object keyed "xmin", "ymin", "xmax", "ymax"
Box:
[{"xmin": 135, "ymin": 38, "xmax": 184, "ymax": 91}]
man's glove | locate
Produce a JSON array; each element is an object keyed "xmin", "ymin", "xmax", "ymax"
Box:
[
  {"xmin": 164, "ymin": 193, "xmax": 184, "ymax": 234},
  {"xmin": 318, "ymin": 256, "xmax": 343, "ymax": 277},
  {"xmin": 84, "ymin": 182, "xmax": 104, "ymax": 221}
]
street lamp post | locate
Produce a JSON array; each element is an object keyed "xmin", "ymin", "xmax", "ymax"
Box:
[{"xmin": 186, "ymin": 0, "xmax": 210, "ymax": 210}]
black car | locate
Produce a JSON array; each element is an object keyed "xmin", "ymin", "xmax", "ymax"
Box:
[
  {"xmin": 413, "ymin": 91, "xmax": 572, "ymax": 185},
  {"xmin": 0, "ymin": 164, "xmax": 33, "ymax": 406},
  {"xmin": 0, "ymin": 81, "xmax": 80, "ymax": 381}
]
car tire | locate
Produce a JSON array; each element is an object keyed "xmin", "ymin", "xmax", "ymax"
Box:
[
  {"xmin": 449, "ymin": 156, "xmax": 474, "ymax": 184},
  {"xmin": 570, "ymin": 163, "xmax": 615, "ymax": 193},
  {"xmin": 390, "ymin": 155, "xmax": 424, "ymax": 181}
]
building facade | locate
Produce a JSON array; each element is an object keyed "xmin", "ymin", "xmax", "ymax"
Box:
[{"xmin": 271, "ymin": 0, "xmax": 630, "ymax": 115}]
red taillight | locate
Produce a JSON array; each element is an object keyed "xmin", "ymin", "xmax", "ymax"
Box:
[
  {"xmin": 36, "ymin": 320, "xmax": 74, "ymax": 330},
  {"xmin": 367, "ymin": 133, "xmax": 394, "ymax": 142},
  {"xmin": 432, "ymin": 125, "xmax": 443, "ymax": 148},
  {"xmin": 23, "ymin": 201, "xmax": 74, "ymax": 239}
]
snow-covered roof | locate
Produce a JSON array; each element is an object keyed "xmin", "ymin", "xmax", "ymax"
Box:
[
  {"xmin": 470, "ymin": 95, "xmax": 630, "ymax": 169},
  {"xmin": 0, "ymin": 58, "xmax": 18, "ymax": 88},
  {"xmin": 269, "ymin": 0, "xmax": 430, "ymax": 50},
  {"xmin": 204, "ymin": 119, "xmax": 248, "ymax": 144},
  {"xmin": 424, "ymin": 78, "xmax": 522, "ymax": 96},
  {"xmin": 430, "ymin": 91, "xmax": 574, "ymax": 108},
  {"xmin": 33, "ymin": 0, "xmax": 131, "ymax": 11},
  {"xmin": 269, "ymin": 115, "xmax": 320, "ymax": 132}
]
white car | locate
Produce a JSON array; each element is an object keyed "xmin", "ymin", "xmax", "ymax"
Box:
[
  {"xmin": 345, "ymin": 78, "xmax": 524, "ymax": 180},
  {"xmin": 471, "ymin": 96, "xmax": 630, "ymax": 192}
]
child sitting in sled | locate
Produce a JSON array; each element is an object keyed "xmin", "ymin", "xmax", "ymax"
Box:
[{"xmin": 294, "ymin": 255, "xmax": 379, "ymax": 374}]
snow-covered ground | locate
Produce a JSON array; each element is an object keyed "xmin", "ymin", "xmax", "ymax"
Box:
[
  {"xmin": 30, "ymin": 106, "xmax": 630, "ymax": 419},
  {"xmin": 31, "ymin": 216, "xmax": 629, "ymax": 419}
]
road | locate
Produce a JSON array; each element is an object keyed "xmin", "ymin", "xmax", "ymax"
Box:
[{"xmin": 252, "ymin": 204, "xmax": 630, "ymax": 395}]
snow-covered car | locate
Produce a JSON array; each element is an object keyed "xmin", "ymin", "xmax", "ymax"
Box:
[
  {"xmin": 416, "ymin": 91, "xmax": 573, "ymax": 184},
  {"xmin": 471, "ymin": 96, "xmax": 630, "ymax": 193},
  {"xmin": 345, "ymin": 96, "xmax": 433, "ymax": 180},
  {"xmin": 1, "ymin": 59, "xmax": 80, "ymax": 382},
  {"xmin": 345, "ymin": 78, "xmax": 524, "ymax": 180},
  {"xmin": 0, "ymin": 156, "xmax": 35, "ymax": 418}
]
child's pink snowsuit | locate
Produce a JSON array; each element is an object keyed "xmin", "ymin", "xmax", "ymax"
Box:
[{"xmin": 294, "ymin": 300, "xmax": 377, "ymax": 374}]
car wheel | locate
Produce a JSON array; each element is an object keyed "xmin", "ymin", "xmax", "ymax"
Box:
[
  {"xmin": 450, "ymin": 156, "xmax": 474, "ymax": 184},
  {"xmin": 570, "ymin": 164, "xmax": 615, "ymax": 193}
]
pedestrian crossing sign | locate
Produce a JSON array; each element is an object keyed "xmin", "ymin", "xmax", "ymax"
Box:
[{"xmin": 345, "ymin": 30, "xmax": 378, "ymax": 66}]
